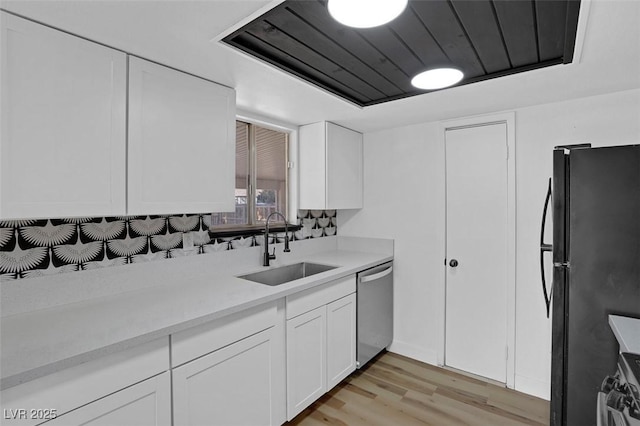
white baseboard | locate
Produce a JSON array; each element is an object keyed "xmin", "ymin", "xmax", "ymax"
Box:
[
  {"xmin": 389, "ymin": 341, "xmax": 550, "ymax": 401},
  {"xmin": 387, "ymin": 342, "xmax": 550, "ymax": 401},
  {"xmin": 515, "ymin": 374, "xmax": 550, "ymax": 400},
  {"xmin": 387, "ymin": 340, "xmax": 438, "ymax": 365}
]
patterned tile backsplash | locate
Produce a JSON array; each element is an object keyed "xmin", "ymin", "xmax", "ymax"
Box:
[{"xmin": 0, "ymin": 210, "xmax": 336, "ymax": 281}]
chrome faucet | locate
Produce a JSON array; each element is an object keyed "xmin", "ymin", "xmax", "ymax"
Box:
[{"xmin": 263, "ymin": 211, "xmax": 290, "ymax": 267}]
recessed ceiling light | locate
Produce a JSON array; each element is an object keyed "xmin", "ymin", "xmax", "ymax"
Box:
[
  {"xmin": 411, "ymin": 68, "xmax": 464, "ymax": 90},
  {"xmin": 328, "ymin": 0, "xmax": 408, "ymax": 29}
]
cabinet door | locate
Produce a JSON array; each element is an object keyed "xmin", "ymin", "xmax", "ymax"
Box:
[
  {"xmin": 0, "ymin": 12, "xmax": 127, "ymax": 219},
  {"xmin": 286, "ymin": 306, "xmax": 327, "ymax": 420},
  {"xmin": 46, "ymin": 372, "xmax": 171, "ymax": 426},
  {"xmin": 128, "ymin": 57, "xmax": 235, "ymax": 215},
  {"xmin": 298, "ymin": 121, "xmax": 327, "ymax": 210},
  {"xmin": 326, "ymin": 122, "xmax": 363, "ymax": 209},
  {"xmin": 173, "ymin": 328, "xmax": 277, "ymax": 426},
  {"xmin": 326, "ymin": 293, "xmax": 357, "ymax": 390}
]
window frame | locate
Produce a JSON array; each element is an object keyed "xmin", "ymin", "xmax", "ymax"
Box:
[
  {"xmin": 210, "ymin": 113, "xmax": 298, "ymax": 231},
  {"xmin": 245, "ymin": 120, "xmax": 289, "ymax": 225}
]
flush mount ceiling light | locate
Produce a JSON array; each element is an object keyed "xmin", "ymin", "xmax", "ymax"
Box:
[
  {"xmin": 327, "ymin": 0, "xmax": 408, "ymax": 29},
  {"xmin": 411, "ymin": 68, "xmax": 464, "ymax": 90}
]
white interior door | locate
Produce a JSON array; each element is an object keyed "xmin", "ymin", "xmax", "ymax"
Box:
[{"xmin": 445, "ymin": 123, "xmax": 508, "ymax": 383}]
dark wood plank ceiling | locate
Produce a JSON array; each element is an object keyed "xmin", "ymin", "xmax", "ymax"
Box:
[{"xmin": 223, "ymin": 0, "xmax": 581, "ymax": 107}]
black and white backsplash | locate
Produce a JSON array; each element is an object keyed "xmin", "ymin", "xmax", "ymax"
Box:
[{"xmin": 0, "ymin": 210, "xmax": 336, "ymax": 281}]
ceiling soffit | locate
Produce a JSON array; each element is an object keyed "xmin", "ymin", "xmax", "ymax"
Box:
[{"xmin": 223, "ymin": 0, "xmax": 582, "ymax": 107}]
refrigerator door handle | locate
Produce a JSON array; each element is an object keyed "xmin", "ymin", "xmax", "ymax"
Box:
[{"xmin": 540, "ymin": 178, "xmax": 553, "ymax": 318}]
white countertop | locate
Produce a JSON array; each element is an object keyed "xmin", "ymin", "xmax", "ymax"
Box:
[
  {"xmin": 0, "ymin": 236, "xmax": 393, "ymax": 390},
  {"xmin": 609, "ymin": 315, "xmax": 640, "ymax": 354}
]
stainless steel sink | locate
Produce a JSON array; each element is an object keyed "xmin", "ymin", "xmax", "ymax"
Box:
[{"xmin": 239, "ymin": 262, "xmax": 337, "ymax": 286}]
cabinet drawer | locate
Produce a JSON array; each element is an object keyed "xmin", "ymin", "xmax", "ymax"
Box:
[
  {"xmin": 171, "ymin": 302, "xmax": 277, "ymax": 367},
  {"xmin": 1, "ymin": 338, "xmax": 169, "ymax": 426},
  {"xmin": 286, "ymin": 276, "xmax": 355, "ymax": 319}
]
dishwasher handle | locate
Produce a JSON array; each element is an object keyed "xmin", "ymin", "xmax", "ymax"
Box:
[{"xmin": 360, "ymin": 266, "xmax": 393, "ymax": 283}]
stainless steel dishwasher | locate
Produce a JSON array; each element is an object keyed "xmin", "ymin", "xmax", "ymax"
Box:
[{"xmin": 356, "ymin": 261, "xmax": 393, "ymax": 369}]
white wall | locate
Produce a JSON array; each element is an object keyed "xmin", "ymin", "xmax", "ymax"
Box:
[
  {"xmin": 340, "ymin": 122, "xmax": 445, "ymax": 363},
  {"xmin": 338, "ymin": 88, "xmax": 640, "ymax": 399}
]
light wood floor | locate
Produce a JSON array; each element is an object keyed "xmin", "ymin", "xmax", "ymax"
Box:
[{"xmin": 287, "ymin": 352, "xmax": 549, "ymax": 426}]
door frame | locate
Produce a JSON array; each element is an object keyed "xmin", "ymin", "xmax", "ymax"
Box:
[{"xmin": 436, "ymin": 112, "xmax": 516, "ymax": 389}]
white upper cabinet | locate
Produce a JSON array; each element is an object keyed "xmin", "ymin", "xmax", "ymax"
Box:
[
  {"xmin": 299, "ymin": 121, "xmax": 363, "ymax": 210},
  {"xmin": 1, "ymin": 12, "xmax": 237, "ymax": 219},
  {"xmin": 0, "ymin": 12, "xmax": 127, "ymax": 219},
  {"xmin": 128, "ymin": 57, "xmax": 236, "ymax": 215}
]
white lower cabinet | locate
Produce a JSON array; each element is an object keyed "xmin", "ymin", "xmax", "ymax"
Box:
[
  {"xmin": 326, "ymin": 293, "xmax": 357, "ymax": 389},
  {"xmin": 173, "ymin": 328, "xmax": 279, "ymax": 426},
  {"xmin": 170, "ymin": 300, "xmax": 286, "ymax": 426},
  {"xmin": 0, "ymin": 338, "xmax": 170, "ymax": 426},
  {"xmin": 1, "ymin": 303, "xmax": 286, "ymax": 426},
  {"xmin": 2, "ymin": 288, "xmax": 357, "ymax": 426},
  {"xmin": 47, "ymin": 372, "xmax": 171, "ymax": 426},
  {"xmin": 286, "ymin": 306, "xmax": 327, "ymax": 417},
  {"xmin": 285, "ymin": 277, "xmax": 357, "ymax": 420}
]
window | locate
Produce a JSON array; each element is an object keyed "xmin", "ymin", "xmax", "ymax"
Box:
[{"xmin": 211, "ymin": 121, "xmax": 289, "ymax": 227}]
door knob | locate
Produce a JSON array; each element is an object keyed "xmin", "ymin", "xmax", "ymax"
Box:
[{"xmin": 449, "ymin": 259, "xmax": 459, "ymax": 267}]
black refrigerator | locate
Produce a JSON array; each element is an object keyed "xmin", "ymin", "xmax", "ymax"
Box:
[{"xmin": 541, "ymin": 144, "xmax": 640, "ymax": 426}]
